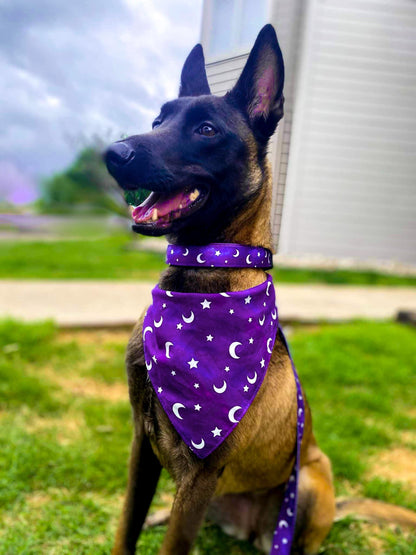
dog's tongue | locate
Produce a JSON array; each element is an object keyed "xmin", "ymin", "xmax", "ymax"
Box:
[{"xmin": 131, "ymin": 188, "xmax": 200, "ymax": 224}]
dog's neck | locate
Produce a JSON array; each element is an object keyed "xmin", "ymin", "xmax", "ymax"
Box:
[
  {"xmin": 160, "ymin": 165, "xmax": 273, "ymax": 294},
  {"xmin": 223, "ymin": 162, "xmax": 273, "ymax": 251}
]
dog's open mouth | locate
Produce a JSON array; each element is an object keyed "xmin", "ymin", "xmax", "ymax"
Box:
[{"xmin": 130, "ymin": 186, "xmax": 208, "ymax": 233}]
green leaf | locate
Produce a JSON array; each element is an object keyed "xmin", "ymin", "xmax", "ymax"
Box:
[{"xmin": 124, "ymin": 189, "xmax": 150, "ymax": 206}]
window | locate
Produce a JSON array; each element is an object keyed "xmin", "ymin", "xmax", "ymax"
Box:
[{"xmin": 205, "ymin": 0, "xmax": 268, "ymax": 58}]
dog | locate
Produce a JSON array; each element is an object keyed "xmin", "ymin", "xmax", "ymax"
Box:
[{"xmin": 105, "ymin": 24, "xmax": 336, "ymax": 554}]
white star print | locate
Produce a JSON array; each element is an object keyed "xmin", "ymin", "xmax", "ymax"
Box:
[
  {"xmin": 188, "ymin": 358, "xmax": 199, "ymax": 369},
  {"xmin": 158, "ymin": 387, "xmax": 163, "ymax": 393},
  {"xmin": 152, "ymin": 355, "xmax": 157, "ymax": 363},
  {"xmin": 248, "ymin": 317, "xmax": 253, "ymax": 322},
  {"xmin": 263, "ymin": 302, "xmax": 266, "ymax": 307},
  {"xmin": 211, "ymin": 427, "xmax": 222, "ymax": 437},
  {"xmin": 171, "ymin": 370, "xmax": 176, "ymax": 376},
  {"xmin": 249, "ymin": 337, "xmax": 254, "ymax": 344},
  {"xmin": 215, "ymin": 250, "xmax": 221, "ymax": 256},
  {"xmin": 194, "ymin": 383, "xmax": 199, "ymax": 389},
  {"xmin": 243, "ymin": 385, "xmax": 249, "ymax": 392},
  {"xmin": 224, "ymin": 366, "xmax": 230, "ymax": 372},
  {"xmin": 170, "ymin": 248, "xmax": 174, "ymax": 254},
  {"xmin": 194, "ymin": 404, "xmax": 201, "ymax": 411},
  {"xmin": 229, "ymin": 309, "xmax": 234, "ymax": 314},
  {"xmin": 201, "ymin": 299, "xmax": 211, "ymax": 309},
  {"xmin": 260, "ymin": 358, "xmax": 265, "ymax": 368},
  {"xmin": 206, "ymin": 335, "xmax": 213, "ymax": 341},
  {"xmin": 162, "ymin": 303, "xmax": 166, "ymax": 308},
  {"xmin": 244, "ymin": 295, "xmax": 252, "ymax": 304},
  {"xmin": 177, "ymin": 323, "xmax": 183, "ymax": 330},
  {"xmin": 258, "ymin": 252, "xmax": 261, "ymax": 257}
]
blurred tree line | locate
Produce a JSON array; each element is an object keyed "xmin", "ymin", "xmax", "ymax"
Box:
[{"xmin": 37, "ymin": 147, "xmax": 128, "ymax": 216}]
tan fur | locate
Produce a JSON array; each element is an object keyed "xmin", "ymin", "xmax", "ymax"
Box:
[{"xmin": 335, "ymin": 498, "xmax": 416, "ymax": 528}]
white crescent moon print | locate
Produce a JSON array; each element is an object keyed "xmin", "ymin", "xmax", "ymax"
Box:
[
  {"xmin": 191, "ymin": 438, "xmax": 205, "ymax": 449},
  {"xmin": 267, "ymin": 338, "xmax": 273, "ymax": 354},
  {"xmin": 165, "ymin": 342, "xmax": 173, "ymax": 358},
  {"xmin": 213, "ymin": 380, "xmax": 227, "ymax": 394},
  {"xmin": 233, "ymin": 249, "xmax": 239, "ymax": 257},
  {"xmin": 196, "ymin": 253, "xmax": 205, "ymax": 263},
  {"xmin": 229, "ymin": 341, "xmax": 242, "ymax": 359},
  {"xmin": 154, "ymin": 316, "xmax": 163, "ymax": 328},
  {"xmin": 172, "ymin": 402, "xmax": 185, "ymax": 420},
  {"xmin": 220, "ymin": 292, "xmax": 230, "ymax": 297},
  {"xmin": 246, "ymin": 254, "xmax": 252, "ymax": 264},
  {"xmin": 145, "ymin": 360, "xmax": 152, "ymax": 371},
  {"xmin": 247, "ymin": 371, "xmax": 257, "ymax": 384},
  {"xmin": 143, "ymin": 326, "xmax": 153, "ymax": 338},
  {"xmin": 182, "ymin": 311, "xmax": 195, "ymax": 324},
  {"xmin": 183, "ymin": 248, "xmax": 189, "ymax": 256},
  {"xmin": 228, "ymin": 406, "xmax": 242, "ymax": 423},
  {"xmin": 165, "ymin": 291, "xmax": 174, "ymax": 297}
]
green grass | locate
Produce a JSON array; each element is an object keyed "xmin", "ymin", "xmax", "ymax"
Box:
[
  {"xmin": 0, "ymin": 320, "xmax": 415, "ymax": 553},
  {"xmin": 0, "ymin": 235, "xmax": 415, "ymax": 284}
]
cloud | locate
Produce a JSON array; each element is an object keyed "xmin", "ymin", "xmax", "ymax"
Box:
[{"xmin": 0, "ymin": 0, "xmax": 203, "ymax": 195}]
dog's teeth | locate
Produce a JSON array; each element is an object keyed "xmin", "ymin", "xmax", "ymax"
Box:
[
  {"xmin": 189, "ymin": 189, "xmax": 200, "ymax": 202},
  {"xmin": 152, "ymin": 209, "xmax": 158, "ymax": 221}
]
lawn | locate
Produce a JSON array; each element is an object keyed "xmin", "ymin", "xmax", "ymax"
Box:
[
  {"xmin": 0, "ymin": 235, "xmax": 416, "ymax": 285},
  {"xmin": 1, "ymin": 319, "xmax": 415, "ymax": 553}
]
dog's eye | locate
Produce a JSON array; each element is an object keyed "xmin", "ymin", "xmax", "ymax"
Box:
[
  {"xmin": 152, "ymin": 120, "xmax": 162, "ymax": 129},
  {"xmin": 197, "ymin": 123, "xmax": 217, "ymax": 137}
]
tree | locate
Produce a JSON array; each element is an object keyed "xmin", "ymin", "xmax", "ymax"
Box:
[{"xmin": 38, "ymin": 147, "xmax": 128, "ymax": 215}]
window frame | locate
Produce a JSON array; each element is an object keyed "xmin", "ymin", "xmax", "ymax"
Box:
[{"xmin": 201, "ymin": 0, "xmax": 273, "ymax": 63}]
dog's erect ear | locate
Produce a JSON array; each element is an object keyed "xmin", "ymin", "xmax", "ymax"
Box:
[
  {"xmin": 228, "ymin": 24, "xmax": 284, "ymax": 142},
  {"xmin": 179, "ymin": 44, "xmax": 211, "ymax": 97}
]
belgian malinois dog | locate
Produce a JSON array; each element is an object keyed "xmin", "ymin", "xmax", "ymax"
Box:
[{"xmin": 105, "ymin": 24, "xmax": 336, "ymax": 554}]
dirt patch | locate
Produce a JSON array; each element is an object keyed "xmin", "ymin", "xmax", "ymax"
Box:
[
  {"xmin": 360, "ymin": 522, "xmax": 386, "ymax": 553},
  {"xmin": 55, "ymin": 375, "xmax": 128, "ymax": 402},
  {"xmin": 41, "ymin": 367, "xmax": 128, "ymax": 402},
  {"xmin": 26, "ymin": 491, "xmax": 53, "ymax": 508},
  {"xmin": 368, "ymin": 447, "xmax": 416, "ymax": 493},
  {"xmin": 400, "ymin": 430, "xmax": 416, "ymax": 448},
  {"xmin": 59, "ymin": 329, "xmax": 130, "ymax": 346},
  {"xmin": 25, "ymin": 413, "xmax": 85, "ymax": 445}
]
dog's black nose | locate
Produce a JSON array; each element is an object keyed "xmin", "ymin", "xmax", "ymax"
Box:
[{"xmin": 105, "ymin": 142, "xmax": 135, "ymax": 175}]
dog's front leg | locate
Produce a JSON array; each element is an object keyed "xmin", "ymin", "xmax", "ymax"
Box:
[
  {"xmin": 158, "ymin": 468, "xmax": 218, "ymax": 555},
  {"xmin": 113, "ymin": 425, "xmax": 162, "ymax": 555}
]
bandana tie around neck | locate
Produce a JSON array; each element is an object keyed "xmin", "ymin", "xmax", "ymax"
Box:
[
  {"xmin": 143, "ymin": 275, "xmax": 278, "ymax": 458},
  {"xmin": 166, "ymin": 243, "xmax": 273, "ymax": 269}
]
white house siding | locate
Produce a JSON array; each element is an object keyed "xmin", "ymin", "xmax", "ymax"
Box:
[{"xmin": 279, "ymin": 0, "xmax": 416, "ymax": 264}]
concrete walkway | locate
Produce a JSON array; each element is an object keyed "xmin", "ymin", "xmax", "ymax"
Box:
[{"xmin": 0, "ymin": 280, "xmax": 415, "ymax": 327}]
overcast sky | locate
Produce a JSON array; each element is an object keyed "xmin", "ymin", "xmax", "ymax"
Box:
[{"xmin": 0, "ymin": 0, "xmax": 203, "ymax": 203}]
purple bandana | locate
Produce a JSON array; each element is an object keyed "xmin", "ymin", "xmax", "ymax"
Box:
[
  {"xmin": 143, "ymin": 244, "xmax": 304, "ymax": 554},
  {"xmin": 166, "ymin": 243, "xmax": 273, "ymax": 269},
  {"xmin": 143, "ymin": 275, "xmax": 278, "ymax": 458}
]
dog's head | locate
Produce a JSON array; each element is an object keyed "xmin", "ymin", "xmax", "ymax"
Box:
[{"xmin": 105, "ymin": 24, "xmax": 284, "ymax": 244}]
